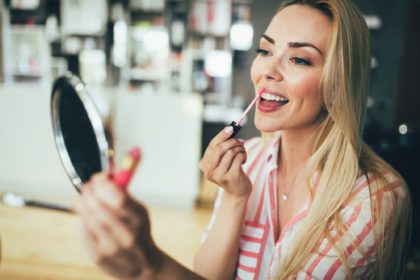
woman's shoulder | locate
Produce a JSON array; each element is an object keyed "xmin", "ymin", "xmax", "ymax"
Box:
[
  {"xmin": 352, "ymin": 170, "xmax": 407, "ymax": 199},
  {"xmin": 343, "ymin": 170, "xmax": 409, "ymax": 217}
]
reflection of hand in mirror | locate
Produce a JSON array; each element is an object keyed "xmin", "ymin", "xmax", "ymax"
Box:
[{"xmin": 75, "ymin": 174, "xmax": 204, "ymax": 279}]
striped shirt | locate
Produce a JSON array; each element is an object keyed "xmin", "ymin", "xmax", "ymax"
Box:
[{"xmin": 204, "ymin": 136, "xmax": 406, "ymax": 279}]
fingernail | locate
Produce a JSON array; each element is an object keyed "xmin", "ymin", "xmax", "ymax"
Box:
[
  {"xmin": 238, "ymin": 139, "xmax": 245, "ymax": 144},
  {"xmin": 224, "ymin": 126, "xmax": 233, "ymax": 134}
]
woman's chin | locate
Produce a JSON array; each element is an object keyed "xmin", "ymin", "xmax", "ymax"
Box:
[{"xmin": 255, "ymin": 122, "xmax": 282, "ymax": 133}]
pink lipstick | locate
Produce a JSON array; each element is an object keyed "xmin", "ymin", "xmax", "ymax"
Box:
[
  {"xmin": 109, "ymin": 147, "xmax": 142, "ymax": 190},
  {"xmin": 229, "ymin": 87, "xmax": 265, "ymax": 137}
]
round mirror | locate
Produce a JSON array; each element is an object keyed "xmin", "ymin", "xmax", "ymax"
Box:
[{"xmin": 51, "ymin": 73, "xmax": 111, "ymax": 192}]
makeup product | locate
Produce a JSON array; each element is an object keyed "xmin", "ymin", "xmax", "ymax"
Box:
[
  {"xmin": 2, "ymin": 193, "xmax": 71, "ymax": 212},
  {"xmin": 113, "ymin": 147, "xmax": 142, "ymax": 190},
  {"xmin": 229, "ymin": 87, "xmax": 265, "ymax": 137}
]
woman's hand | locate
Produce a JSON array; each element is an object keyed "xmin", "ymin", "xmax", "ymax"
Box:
[
  {"xmin": 199, "ymin": 126, "xmax": 252, "ymax": 198},
  {"xmin": 75, "ymin": 173, "xmax": 161, "ymax": 280}
]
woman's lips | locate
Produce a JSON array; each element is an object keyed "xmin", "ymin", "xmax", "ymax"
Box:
[{"xmin": 257, "ymin": 92, "xmax": 289, "ymax": 113}]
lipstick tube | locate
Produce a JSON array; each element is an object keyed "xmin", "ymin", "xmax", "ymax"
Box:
[
  {"xmin": 113, "ymin": 147, "xmax": 141, "ymax": 190},
  {"xmin": 229, "ymin": 121, "xmax": 242, "ymax": 138}
]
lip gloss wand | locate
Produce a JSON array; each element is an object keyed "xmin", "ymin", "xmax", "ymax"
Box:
[{"xmin": 229, "ymin": 87, "xmax": 265, "ymax": 138}]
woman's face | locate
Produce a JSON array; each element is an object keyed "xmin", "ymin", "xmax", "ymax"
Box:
[{"xmin": 251, "ymin": 4, "xmax": 331, "ymax": 133}]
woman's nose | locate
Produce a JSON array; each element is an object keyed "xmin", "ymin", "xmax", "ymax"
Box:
[{"xmin": 264, "ymin": 59, "xmax": 283, "ymax": 81}]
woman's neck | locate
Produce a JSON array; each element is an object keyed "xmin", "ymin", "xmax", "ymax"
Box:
[{"xmin": 278, "ymin": 127, "xmax": 317, "ymax": 173}]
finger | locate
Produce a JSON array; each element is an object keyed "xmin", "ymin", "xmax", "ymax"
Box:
[
  {"xmin": 226, "ymin": 151, "xmax": 248, "ymax": 177},
  {"xmin": 216, "ymin": 138, "xmax": 245, "ymax": 154},
  {"xmin": 89, "ymin": 173, "xmax": 130, "ymax": 214},
  {"xmin": 208, "ymin": 126, "xmax": 236, "ymax": 147},
  {"xmin": 202, "ymin": 138, "xmax": 245, "ymax": 172},
  {"xmin": 87, "ymin": 190, "xmax": 138, "ymax": 249},
  {"xmin": 89, "ymin": 181, "xmax": 144, "ymax": 231},
  {"xmin": 79, "ymin": 219, "xmax": 100, "ymax": 260},
  {"xmin": 78, "ymin": 196, "xmax": 144, "ymax": 279},
  {"xmin": 87, "ymin": 179, "xmax": 150, "ymax": 244},
  {"xmin": 77, "ymin": 195, "xmax": 99, "ymax": 244},
  {"xmin": 81, "ymin": 186, "xmax": 120, "ymax": 256},
  {"xmin": 78, "ymin": 191, "xmax": 125, "ymax": 266},
  {"xmin": 212, "ymin": 146, "xmax": 246, "ymax": 180}
]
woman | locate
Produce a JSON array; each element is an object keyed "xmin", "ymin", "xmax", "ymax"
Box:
[
  {"xmin": 195, "ymin": 0, "xmax": 411, "ymax": 279},
  {"xmin": 76, "ymin": 0, "xmax": 411, "ymax": 279}
]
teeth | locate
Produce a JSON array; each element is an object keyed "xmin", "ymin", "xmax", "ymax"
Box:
[{"xmin": 261, "ymin": 92, "xmax": 289, "ymax": 103}]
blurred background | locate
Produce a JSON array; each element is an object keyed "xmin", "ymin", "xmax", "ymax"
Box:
[{"xmin": 0, "ymin": 0, "xmax": 419, "ymax": 279}]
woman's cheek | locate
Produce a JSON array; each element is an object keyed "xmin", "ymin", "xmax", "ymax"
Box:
[{"xmin": 288, "ymin": 73, "xmax": 321, "ymax": 100}]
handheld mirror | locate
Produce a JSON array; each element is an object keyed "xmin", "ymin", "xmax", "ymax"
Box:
[{"xmin": 51, "ymin": 73, "xmax": 111, "ymax": 192}]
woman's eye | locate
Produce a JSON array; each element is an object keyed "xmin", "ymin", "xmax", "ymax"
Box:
[
  {"xmin": 256, "ymin": 48, "xmax": 270, "ymax": 56},
  {"xmin": 291, "ymin": 57, "xmax": 311, "ymax": 66}
]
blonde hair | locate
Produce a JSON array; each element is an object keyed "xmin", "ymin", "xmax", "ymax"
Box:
[{"xmin": 270, "ymin": 0, "xmax": 412, "ymax": 279}]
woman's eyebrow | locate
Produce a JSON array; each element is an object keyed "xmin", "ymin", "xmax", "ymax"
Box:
[
  {"xmin": 288, "ymin": 42, "xmax": 323, "ymax": 56},
  {"xmin": 261, "ymin": 35, "xmax": 323, "ymax": 57},
  {"xmin": 262, "ymin": 34, "xmax": 275, "ymax": 44}
]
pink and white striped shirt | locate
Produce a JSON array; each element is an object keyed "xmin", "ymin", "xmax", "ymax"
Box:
[{"xmin": 204, "ymin": 136, "xmax": 406, "ymax": 279}]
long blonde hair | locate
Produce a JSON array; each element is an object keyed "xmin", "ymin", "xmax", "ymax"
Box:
[{"xmin": 272, "ymin": 0, "xmax": 412, "ymax": 279}]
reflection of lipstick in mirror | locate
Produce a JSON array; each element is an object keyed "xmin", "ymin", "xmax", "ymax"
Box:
[
  {"xmin": 113, "ymin": 147, "xmax": 141, "ymax": 190},
  {"xmin": 229, "ymin": 87, "xmax": 265, "ymax": 138}
]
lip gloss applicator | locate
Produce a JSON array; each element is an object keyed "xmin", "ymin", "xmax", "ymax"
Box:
[{"xmin": 229, "ymin": 87, "xmax": 265, "ymax": 138}]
